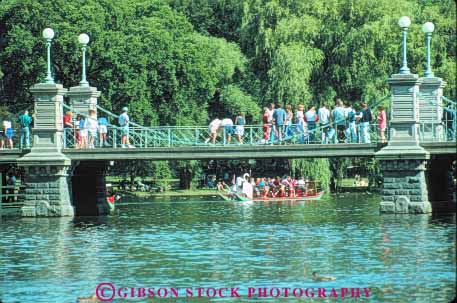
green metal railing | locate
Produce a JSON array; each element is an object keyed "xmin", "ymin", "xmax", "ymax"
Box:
[{"xmin": 1, "ymin": 93, "xmax": 455, "ymax": 153}]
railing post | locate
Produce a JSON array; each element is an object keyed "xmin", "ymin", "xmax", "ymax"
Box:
[
  {"xmin": 195, "ymin": 128, "xmax": 199, "ymax": 145},
  {"xmin": 168, "ymin": 129, "xmax": 171, "ymax": 147},
  {"xmin": 250, "ymin": 127, "xmax": 253, "ymax": 145},
  {"xmin": 113, "ymin": 128, "xmax": 117, "ymax": 149},
  {"xmin": 145, "ymin": 129, "xmax": 148, "ymax": 148}
]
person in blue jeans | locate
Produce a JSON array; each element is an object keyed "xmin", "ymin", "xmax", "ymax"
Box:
[
  {"xmin": 360, "ymin": 102, "xmax": 373, "ymax": 143},
  {"xmin": 345, "ymin": 105, "xmax": 358, "ymax": 143},
  {"xmin": 273, "ymin": 104, "xmax": 286, "ymax": 143},
  {"xmin": 305, "ymin": 105, "xmax": 318, "ymax": 143},
  {"xmin": 443, "ymin": 103, "xmax": 455, "ymax": 141},
  {"xmin": 18, "ymin": 110, "xmax": 32, "ymax": 148}
]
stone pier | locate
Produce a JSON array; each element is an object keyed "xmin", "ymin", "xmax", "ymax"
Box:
[
  {"xmin": 17, "ymin": 82, "xmax": 74, "ymax": 216},
  {"xmin": 376, "ymin": 73, "xmax": 431, "ymax": 214},
  {"xmin": 66, "ymin": 85, "xmax": 101, "ymax": 117},
  {"xmin": 379, "ymin": 159, "xmax": 431, "ymax": 213},
  {"xmin": 21, "ymin": 165, "xmax": 74, "ymax": 216}
]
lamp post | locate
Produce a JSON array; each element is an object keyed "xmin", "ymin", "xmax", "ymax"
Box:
[
  {"xmin": 78, "ymin": 33, "xmax": 90, "ymax": 87},
  {"xmin": 422, "ymin": 22, "xmax": 435, "ymax": 78},
  {"xmin": 398, "ymin": 16, "xmax": 411, "ymax": 74},
  {"xmin": 42, "ymin": 28, "xmax": 55, "ymax": 84}
]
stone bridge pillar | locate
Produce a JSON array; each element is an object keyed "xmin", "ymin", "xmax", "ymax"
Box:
[
  {"xmin": 66, "ymin": 85, "xmax": 101, "ymax": 117},
  {"xmin": 18, "ymin": 83, "xmax": 74, "ymax": 216},
  {"xmin": 376, "ymin": 73, "xmax": 431, "ymax": 214},
  {"xmin": 418, "ymin": 77, "xmax": 446, "ymax": 141}
]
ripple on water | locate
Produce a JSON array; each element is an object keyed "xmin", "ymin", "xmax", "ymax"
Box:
[{"xmin": 0, "ymin": 194, "xmax": 455, "ymax": 302}]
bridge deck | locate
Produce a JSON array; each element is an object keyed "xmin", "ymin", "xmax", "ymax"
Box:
[
  {"xmin": 62, "ymin": 143, "xmax": 381, "ymax": 160},
  {"xmin": 0, "ymin": 142, "xmax": 454, "ymax": 163}
]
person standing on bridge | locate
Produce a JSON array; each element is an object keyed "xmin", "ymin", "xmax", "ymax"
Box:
[
  {"xmin": 18, "ymin": 110, "xmax": 32, "ymax": 149},
  {"xmin": 221, "ymin": 117, "xmax": 234, "ymax": 144},
  {"xmin": 331, "ymin": 98, "xmax": 346, "ymax": 143},
  {"xmin": 346, "ymin": 104, "xmax": 358, "ymax": 143},
  {"xmin": 262, "ymin": 107, "xmax": 270, "ymax": 142},
  {"xmin": 2, "ymin": 116, "xmax": 14, "ymax": 149},
  {"xmin": 79, "ymin": 115, "xmax": 88, "ymax": 149},
  {"xmin": 98, "ymin": 115, "xmax": 109, "ymax": 147},
  {"xmin": 63, "ymin": 111, "xmax": 74, "ymax": 148},
  {"xmin": 119, "ymin": 107, "xmax": 134, "ymax": 148},
  {"xmin": 377, "ymin": 106, "xmax": 387, "ymax": 143},
  {"xmin": 305, "ymin": 105, "xmax": 318, "ymax": 143},
  {"xmin": 206, "ymin": 118, "xmax": 221, "ymax": 144},
  {"xmin": 360, "ymin": 102, "xmax": 373, "ymax": 143},
  {"xmin": 268, "ymin": 103, "xmax": 276, "ymax": 143},
  {"xmin": 443, "ymin": 103, "xmax": 455, "ymax": 141},
  {"xmin": 235, "ymin": 112, "xmax": 245, "ymax": 144},
  {"xmin": 273, "ymin": 105, "xmax": 286, "ymax": 143},
  {"xmin": 86, "ymin": 110, "xmax": 98, "ymax": 149},
  {"xmin": 296, "ymin": 104, "xmax": 306, "ymax": 143},
  {"xmin": 318, "ymin": 103, "xmax": 330, "ymax": 144},
  {"xmin": 284, "ymin": 104, "xmax": 294, "ymax": 141}
]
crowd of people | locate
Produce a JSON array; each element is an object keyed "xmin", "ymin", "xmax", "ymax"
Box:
[
  {"xmin": 0, "ymin": 98, "xmax": 455, "ymax": 150},
  {"xmin": 216, "ymin": 174, "xmax": 318, "ymax": 199},
  {"xmin": 63, "ymin": 107, "xmax": 135, "ymax": 149},
  {"xmin": 268, "ymin": 98, "xmax": 381, "ymax": 144},
  {"xmin": 204, "ymin": 97, "xmax": 390, "ymax": 145}
]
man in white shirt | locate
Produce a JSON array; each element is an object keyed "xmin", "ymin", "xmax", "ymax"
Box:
[{"xmin": 206, "ymin": 118, "xmax": 221, "ymax": 144}]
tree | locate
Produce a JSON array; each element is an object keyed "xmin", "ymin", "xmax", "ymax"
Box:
[{"xmin": 290, "ymin": 159, "xmax": 331, "ymax": 190}]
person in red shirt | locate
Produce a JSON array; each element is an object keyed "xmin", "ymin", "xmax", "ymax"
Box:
[{"xmin": 63, "ymin": 111, "xmax": 73, "ymax": 147}]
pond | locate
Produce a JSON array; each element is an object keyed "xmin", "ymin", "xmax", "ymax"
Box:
[{"xmin": 0, "ymin": 193, "xmax": 455, "ymax": 302}]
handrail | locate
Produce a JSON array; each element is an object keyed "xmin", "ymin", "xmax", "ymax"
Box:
[
  {"xmin": 417, "ymin": 92, "xmax": 456, "ymax": 111},
  {"xmin": 443, "ymin": 96, "xmax": 456, "ymax": 105},
  {"xmin": 95, "ymin": 104, "xmax": 149, "ymax": 130}
]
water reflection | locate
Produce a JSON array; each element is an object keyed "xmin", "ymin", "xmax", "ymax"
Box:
[{"xmin": 0, "ymin": 194, "xmax": 455, "ymax": 302}]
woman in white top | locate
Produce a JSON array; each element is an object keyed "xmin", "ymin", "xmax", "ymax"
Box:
[
  {"xmin": 2, "ymin": 118, "xmax": 13, "ymax": 149},
  {"xmin": 86, "ymin": 110, "xmax": 99, "ymax": 148}
]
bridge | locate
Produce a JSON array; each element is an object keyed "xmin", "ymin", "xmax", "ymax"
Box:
[{"xmin": 0, "ymin": 31, "xmax": 456, "ymax": 218}]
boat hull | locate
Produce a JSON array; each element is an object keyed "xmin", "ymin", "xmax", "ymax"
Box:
[{"xmin": 253, "ymin": 191, "xmax": 325, "ymax": 202}]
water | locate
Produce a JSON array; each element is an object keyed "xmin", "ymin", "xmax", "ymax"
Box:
[{"xmin": 0, "ymin": 194, "xmax": 455, "ymax": 302}]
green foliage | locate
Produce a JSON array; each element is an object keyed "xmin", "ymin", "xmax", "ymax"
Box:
[
  {"xmin": 217, "ymin": 85, "xmax": 260, "ymax": 122},
  {"xmin": 110, "ymin": 160, "xmax": 172, "ymax": 184},
  {"xmin": 172, "ymin": 160, "xmax": 202, "ymax": 189},
  {"xmin": 0, "ymin": 0, "xmax": 249, "ymax": 126},
  {"xmin": 290, "ymin": 159, "xmax": 331, "ymax": 190}
]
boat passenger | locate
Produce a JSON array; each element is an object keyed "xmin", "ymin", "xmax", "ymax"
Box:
[{"xmin": 297, "ymin": 177, "xmax": 306, "ymax": 196}]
